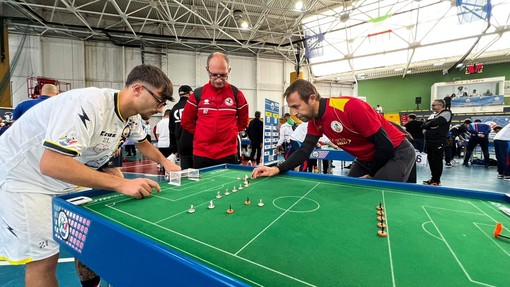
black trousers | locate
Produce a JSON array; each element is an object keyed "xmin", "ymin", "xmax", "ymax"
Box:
[
  {"xmin": 249, "ymin": 141, "xmax": 262, "ymax": 164},
  {"xmin": 193, "ymin": 154, "xmax": 239, "ymax": 169},
  {"xmin": 426, "ymin": 142, "xmax": 445, "ymax": 183},
  {"xmin": 463, "ymin": 137, "xmax": 489, "ymax": 166}
]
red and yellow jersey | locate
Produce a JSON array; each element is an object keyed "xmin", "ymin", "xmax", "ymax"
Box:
[{"xmin": 308, "ymin": 97, "xmax": 405, "ymax": 161}]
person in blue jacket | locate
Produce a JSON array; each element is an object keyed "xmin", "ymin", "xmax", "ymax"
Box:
[{"xmin": 463, "ymin": 119, "xmax": 491, "ymax": 167}]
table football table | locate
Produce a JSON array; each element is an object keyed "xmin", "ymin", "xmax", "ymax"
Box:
[{"xmin": 52, "ymin": 164, "xmax": 510, "ymax": 286}]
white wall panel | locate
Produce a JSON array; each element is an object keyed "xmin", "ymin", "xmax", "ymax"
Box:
[
  {"xmin": 166, "ymin": 51, "xmax": 197, "ymax": 89},
  {"xmin": 7, "ymin": 34, "xmax": 353, "ymax": 116},
  {"xmin": 9, "ymin": 34, "xmax": 42, "ymax": 105},
  {"xmin": 85, "ymin": 42, "xmax": 124, "ymax": 88},
  {"xmin": 41, "ymin": 37, "xmax": 85, "ymax": 89}
]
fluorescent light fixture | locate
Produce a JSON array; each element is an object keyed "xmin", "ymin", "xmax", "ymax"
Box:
[
  {"xmin": 295, "ymin": 1, "xmax": 304, "ymax": 11},
  {"xmin": 394, "ymin": 68, "xmax": 404, "ymax": 72},
  {"xmin": 433, "ymin": 62, "xmax": 444, "ymax": 66}
]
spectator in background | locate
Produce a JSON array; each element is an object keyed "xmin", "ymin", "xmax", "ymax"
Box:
[
  {"xmin": 124, "ymin": 139, "xmax": 137, "ymax": 157},
  {"xmin": 13, "ymin": 84, "xmax": 59, "ymax": 122},
  {"xmin": 170, "ymin": 85, "xmax": 194, "ymax": 169},
  {"xmin": 471, "ymin": 89, "xmax": 479, "ymax": 97},
  {"xmin": 483, "ymin": 89, "xmax": 493, "ymax": 96},
  {"xmin": 142, "ymin": 119, "xmax": 152, "ymax": 142},
  {"xmin": 463, "ymin": 119, "xmax": 491, "ymax": 168},
  {"xmin": 276, "ymin": 115, "xmax": 294, "ymax": 154},
  {"xmin": 461, "ymin": 91, "xmax": 469, "ymax": 97},
  {"xmin": 252, "ymin": 79, "xmax": 415, "ymax": 182},
  {"xmin": 445, "ymin": 119, "xmax": 471, "ymax": 166},
  {"xmin": 0, "ymin": 116, "xmax": 11, "ymax": 137},
  {"xmin": 285, "ymin": 122, "xmax": 311, "ymax": 171},
  {"xmin": 376, "ymin": 104, "xmax": 383, "ymax": 114},
  {"xmin": 155, "ymin": 109, "xmax": 172, "ymax": 158},
  {"xmin": 404, "ymin": 114, "xmax": 424, "ymax": 152},
  {"xmin": 443, "ymin": 93, "xmax": 452, "ymax": 110},
  {"xmin": 181, "ymin": 52, "xmax": 249, "ymax": 168},
  {"xmin": 456, "ymin": 86, "xmax": 464, "ymax": 97},
  {"xmin": 247, "ymin": 111, "xmax": 263, "ymax": 165},
  {"xmin": 422, "ymin": 99, "xmax": 452, "ymax": 186},
  {"xmin": 494, "ymin": 123, "xmax": 510, "ymax": 180}
]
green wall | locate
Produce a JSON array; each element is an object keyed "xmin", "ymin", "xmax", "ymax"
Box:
[{"xmin": 358, "ymin": 62, "xmax": 510, "ymax": 113}]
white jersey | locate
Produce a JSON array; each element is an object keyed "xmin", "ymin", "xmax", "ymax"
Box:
[
  {"xmin": 494, "ymin": 123, "xmax": 510, "ymax": 141},
  {"xmin": 290, "ymin": 122, "xmax": 309, "ymax": 143},
  {"xmin": 156, "ymin": 117, "xmax": 170, "ymax": 148},
  {"xmin": 277, "ymin": 123, "xmax": 293, "ymax": 146},
  {"xmin": 0, "ymin": 87, "xmax": 146, "ymax": 194}
]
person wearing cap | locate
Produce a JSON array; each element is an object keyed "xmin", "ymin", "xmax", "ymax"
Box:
[
  {"xmin": 246, "ymin": 111, "xmax": 263, "ymax": 165},
  {"xmin": 181, "ymin": 52, "xmax": 249, "ymax": 168},
  {"xmin": 252, "ymin": 79, "xmax": 415, "ymax": 182},
  {"xmin": 0, "ymin": 65, "xmax": 181, "ymax": 287},
  {"xmin": 170, "ymin": 85, "xmax": 195, "ymax": 169}
]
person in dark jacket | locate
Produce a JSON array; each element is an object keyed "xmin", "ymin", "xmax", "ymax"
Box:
[
  {"xmin": 404, "ymin": 114, "xmax": 424, "ymax": 152},
  {"xmin": 463, "ymin": 119, "xmax": 491, "ymax": 168},
  {"xmin": 247, "ymin": 111, "xmax": 264, "ymax": 165},
  {"xmin": 444, "ymin": 119, "xmax": 471, "ymax": 166},
  {"xmin": 169, "ymin": 85, "xmax": 194, "ymax": 169},
  {"xmin": 422, "ymin": 99, "xmax": 452, "ymax": 185}
]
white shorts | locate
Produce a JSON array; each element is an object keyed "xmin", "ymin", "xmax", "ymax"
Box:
[{"xmin": 0, "ymin": 180, "xmax": 60, "ymax": 264}]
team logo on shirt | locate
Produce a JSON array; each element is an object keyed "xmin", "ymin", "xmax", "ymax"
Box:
[
  {"xmin": 58, "ymin": 134, "xmax": 78, "ymax": 146},
  {"xmin": 225, "ymin": 97, "xmax": 234, "ymax": 106},
  {"xmin": 93, "ymin": 143, "xmax": 110, "ymax": 153},
  {"xmin": 331, "ymin": 121, "xmax": 343, "ymax": 133},
  {"xmin": 122, "ymin": 126, "xmax": 131, "ymax": 138}
]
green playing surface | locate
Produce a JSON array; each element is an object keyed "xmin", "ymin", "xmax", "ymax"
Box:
[{"xmin": 83, "ymin": 168, "xmax": 510, "ymax": 286}]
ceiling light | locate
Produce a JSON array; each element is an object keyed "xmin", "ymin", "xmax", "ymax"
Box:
[
  {"xmin": 295, "ymin": 1, "xmax": 304, "ymax": 11},
  {"xmin": 406, "ymin": 70, "xmax": 413, "ymax": 74},
  {"xmin": 456, "ymin": 63, "xmax": 465, "ymax": 68},
  {"xmin": 433, "ymin": 62, "xmax": 444, "ymax": 66},
  {"xmin": 233, "ymin": 9, "xmax": 249, "ymax": 30},
  {"xmin": 394, "ymin": 68, "xmax": 404, "ymax": 72}
]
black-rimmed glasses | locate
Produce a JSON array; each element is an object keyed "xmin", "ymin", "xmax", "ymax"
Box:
[
  {"xmin": 208, "ymin": 72, "xmax": 229, "ymax": 80},
  {"xmin": 142, "ymin": 85, "xmax": 166, "ymax": 108}
]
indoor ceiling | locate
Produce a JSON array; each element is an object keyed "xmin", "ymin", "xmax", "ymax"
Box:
[{"xmin": 2, "ymin": 0, "xmax": 509, "ymax": 83}]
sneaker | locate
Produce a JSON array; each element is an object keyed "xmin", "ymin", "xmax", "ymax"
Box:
[
  {"xmin": 504, "ymin": 176, "xmax": 510, "ymax": 181},
  {"xmin": 445, "ymin": 163, "xmax": 453, "ymax": 168},
  {"xmin": 423, "ymin": 179, "xmax": 441, "ymax": 186},
  {"xmin": 462, "ymin": 162, "xmax": 470, "ymax": 167},
  {"xmin": 498, "ymin": 174, "xmax": 504, "ymax": 179}
]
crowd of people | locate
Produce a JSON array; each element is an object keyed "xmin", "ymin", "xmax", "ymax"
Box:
[{"xmin": 405, "ymin": 101, "xmax": 509, "ymax": 186}]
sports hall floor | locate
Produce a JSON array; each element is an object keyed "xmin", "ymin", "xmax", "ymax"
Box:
[{"xmin": 1, "ymin": 154, "xmax": 507, "ymax": 286}]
